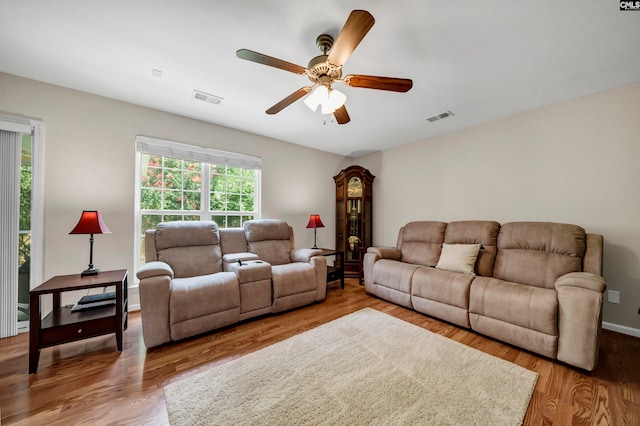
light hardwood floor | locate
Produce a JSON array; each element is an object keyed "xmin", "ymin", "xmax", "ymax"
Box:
[{"xmin": 1, "ymin": 278, "xmax": 639, "ymax": 425}]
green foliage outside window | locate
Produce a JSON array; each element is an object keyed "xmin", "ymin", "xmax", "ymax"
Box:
[
  {"xmin": 138, "ymin": 153, "xmax": 258, "ymax": 265},
  {"xmin": 19, "ymin": 164, "xmax": 31, "ymax": 267}
]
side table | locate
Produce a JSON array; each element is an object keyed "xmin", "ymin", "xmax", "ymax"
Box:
[
  {"xmin": 29, "ymin": 269, "xmax": 128, "ymax": 373},
  {"xmin": 319, "ymin": 249, "xmax": 344, "ymax": 289}
]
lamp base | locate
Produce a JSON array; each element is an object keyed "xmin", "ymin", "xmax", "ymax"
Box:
[{"xmin": 81, "ymin": 267, "xmax": 100, "ymax": 277}]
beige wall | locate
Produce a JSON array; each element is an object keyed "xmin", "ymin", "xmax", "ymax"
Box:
[
  {"xmin": 3, "ymin": 70, "xmax": 638, "ymax": 331},
  {"xmin": 357, "ymin": 82, "xmax": 640, "ymax": 330},
  {"xmin": 0, "ymin": 72, "xmax": 344, "ymax": 307}
]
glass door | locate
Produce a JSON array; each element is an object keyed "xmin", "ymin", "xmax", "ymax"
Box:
[{"xmin": 18, "ymin": 133, "xmax": 32, "ymax": 330}]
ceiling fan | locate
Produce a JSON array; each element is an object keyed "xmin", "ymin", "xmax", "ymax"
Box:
[{"xmin": 236, "ymin": 10, "xmax": 413, "ymax": 125}]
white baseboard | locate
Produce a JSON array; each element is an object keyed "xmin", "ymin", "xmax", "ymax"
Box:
[{"xmin": 602, "ymin": 321, "xmax": 640, "ymax": 338}]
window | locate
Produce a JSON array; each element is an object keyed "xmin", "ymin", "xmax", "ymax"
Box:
[
  {"xmin": 0, "ymin": 115, "xmax": 44, "ymax": 337},
  {"xmin": 135, "ymin": 136, "xmax": 261, "ymax": 266}
]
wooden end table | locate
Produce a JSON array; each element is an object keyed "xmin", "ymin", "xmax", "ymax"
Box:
[
  {"xmin": 29, "ymin": 269, "xmax": 128, "ymax": 374},
  {"xmin": 319, "ymin": 249, "xmax": 345, "ymax": 289}
]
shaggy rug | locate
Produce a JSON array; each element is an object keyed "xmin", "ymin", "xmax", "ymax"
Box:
[{"xmin": 164, "ymin": 308, "xmax": 538, "ymax": 425}]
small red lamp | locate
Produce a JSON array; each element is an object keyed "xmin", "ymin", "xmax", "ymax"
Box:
[
  {"xmin": 306, "ymin": 214, "xmax": 325, "ymax": 249},
  {"xmin": 69, "ymin": 210, "xmax": 111, "ymax": 277}
]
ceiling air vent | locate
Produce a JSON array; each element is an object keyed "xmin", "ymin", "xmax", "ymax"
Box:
[
  {"xmin": 426, "ymin": 110, "xmax": 454, "ymax": 123},
  {"xmin": 192, "ymin": 90, "xmax": 223, "ymax": 105}
]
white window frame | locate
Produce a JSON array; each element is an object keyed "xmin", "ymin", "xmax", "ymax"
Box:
[{"xmin": 134, "ymin": 136, "xmax": 261, "ymax": 274}]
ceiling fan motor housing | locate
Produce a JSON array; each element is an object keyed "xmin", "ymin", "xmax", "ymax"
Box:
[
  {"xmin": 306, "ymin": 34, "xmax": 342, "ymax": 85},
  {"xmin": 307, "ymin": 55, "xmax": 342, "ymax": 84}
]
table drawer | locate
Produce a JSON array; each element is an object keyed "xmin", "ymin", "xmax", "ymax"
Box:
[{"xmin": 40, "ymin": 317, "xmax": 116, "ymax": 347}]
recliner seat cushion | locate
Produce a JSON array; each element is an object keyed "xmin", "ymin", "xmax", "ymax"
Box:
[
  {"xmin": 169, "ymin": 272, "xmax": 240, "ymax": 324},
  {"xmin": 271, "ymin": 263, "xmax": 317, "ymax": 298},
  {"xmin": 372, "ymin": 259, "xmax": 420, "ymax": 295},
  {"xmin": 411, "ymin": 267, "xmax": 474, "ymax": 310},
  {"xmin": 470, "ymin": 276, "xmax": 558, "ymax": 336}
]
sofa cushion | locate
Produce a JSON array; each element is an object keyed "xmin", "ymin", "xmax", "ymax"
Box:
[
  {"xmin": 219, "ymin": 227, "xmax": 249, "ymax": 255},
  {"xmin": 493, "ymin": 222, "xmax": 585, "ymax": 289},
  {"xmin": 156, "ymin": 220, "xmax": 220, "ymax": 249},
  {"xmin": 169, "ymin": 272, "xmax": 240, "ymax": 324},
  {"xmin": 411, "ymin": 267, "xmax": 474, "ymax": 310},
  {"xmin": 156, "ymin": 221, "xmax": 223, "ymax": 278},
  {"xmin": 244, "ymin": 219, "xmax": 291, "ymax": 241},
  {"xmin": 398, "ymin": 221, "xmax": 446, "ymax": 267},
  {"xmin": 271, "ymin": 263, "xmax": 317, "ymax": 298},
  {"xmin": 436, "ymin": 243, "xmax": 481, "ymax": 275},
  {"xmin": 371, "ymin": 259, "xmax": 421, "ymax": 295},
  {"xmin": 244, "ymin": 219, "xmax": 293, "ymax": 265},
  {"xmin": 470, "ymin": 276, "xmax": 558, "ymax": 336},
  {"xmin": 444, "ymin": 220, "xmax": 500, "ymax": 277}
]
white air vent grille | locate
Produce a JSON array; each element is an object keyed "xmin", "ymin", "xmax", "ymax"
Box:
[
  {"xmin": 426, "ymin": 110, "xmax": 454, "ymax": 122},
  {"xmin": 192, "ymin": 90, "xmax": 223, "ymax": 105}
]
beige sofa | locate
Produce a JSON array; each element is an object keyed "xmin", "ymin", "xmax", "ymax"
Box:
[
  {"xmin": 363, "ymin": 220, "xmax": 606, "ymax": 371},
  {"xmin": 136, "ymin": 219, "xmax": 327, "ymax": 348}
]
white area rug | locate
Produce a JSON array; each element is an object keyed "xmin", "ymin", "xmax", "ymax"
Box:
[{"xmin": 164, "ymin": 308, "xmax": 538, "ymax": 425}]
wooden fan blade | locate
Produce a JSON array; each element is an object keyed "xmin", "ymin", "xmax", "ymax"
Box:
[
  {"xmin": 333, "ymin": 105, "xmax": 350, "ymax": 124},
  {"xmin": 327, "ymin": 10, "xmax": 375, "ymax": 67},
  {"xmin": 236, "ymin": 49, "xmax": 307, "ymax": 75},
  {"xmin": 266, "ymin": 87, "xmax": 312, "ymax": 115},
  {"xmin": 344, "ymin": 75, "xmax": 413, "ymax": 92}
]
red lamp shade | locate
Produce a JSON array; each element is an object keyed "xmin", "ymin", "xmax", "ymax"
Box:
[
  {"xmin": 69, "ymin": 211, "xmax": 112, "ymax": 235},
  {"xmin": 306, "ymin": 214, "xmax": 325, "ymax": 229},
  {"xmin": 69, "ymin": 210, "xmax": 111, "ymax": 277}
]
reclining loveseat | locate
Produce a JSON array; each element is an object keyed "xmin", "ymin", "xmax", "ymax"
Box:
[
  {"xmin": 136, "ymin": 219, "xmax": 327, "ymax": 348},
  {"xmin": 363, "ymin": 220, "xmax": 606, "ymax": 371}
]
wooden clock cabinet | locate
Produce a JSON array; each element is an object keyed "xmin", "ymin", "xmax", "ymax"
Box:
[{"xmin": 333, "ymin": 165, "xmax": 375, "ymax": 279}]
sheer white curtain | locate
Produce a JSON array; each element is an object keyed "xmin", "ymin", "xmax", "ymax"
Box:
[{"xmin": 0, "ymin": 129, "xmax": 23, "ymax": 338}]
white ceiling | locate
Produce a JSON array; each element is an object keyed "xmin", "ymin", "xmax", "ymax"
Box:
[{"xmin": 1, "ymin": 1, "xmax": 639, "ymax": 157}]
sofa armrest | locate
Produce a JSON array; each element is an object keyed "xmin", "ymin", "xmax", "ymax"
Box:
[
  {"xmin": 555, "ymin": 272, "xmax": 606, "ymax": 371},
  {"xmin": 137, "ymin": 263, "xmax": 173, "ymax": 348},
  {"xmin": 364, "ymin": 247, "xmax": 401, "ymax": 292},
  {"xmin": 291, "ymin": 248, "xmax": 323, "ymax": 263},
  {"xmin": 136, "ymin": 261, "xmax": 174, "ymax": 280},
  {"xmin": 583, "ymin": 234, "xmax": 604, "ymax": 276},
  {"xmin": 367, "ymin": 246, "xmax": 402, "ymax": 261},
  {"xmin": 310, "ymin": 255, "xmax": 328, "ymax": 301},
  {"xmin": 223, "ymin": 252, "xmax": 260, "ymax": 263},
  {"xmin": 555, "ymin": 271, "xmax": 606, "ymax": 293},
  {"xmin": 222, "ymin": 252, "xmax": 260, "ymax": 271}
]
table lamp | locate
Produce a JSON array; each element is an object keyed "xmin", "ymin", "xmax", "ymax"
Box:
[
  {"xmin": 69, "ymin": 210, "xmax": 111, "ymax": 277},
  {"xmin": 306, "ymin": 214, "xmax": 325, "ymax": 249}
]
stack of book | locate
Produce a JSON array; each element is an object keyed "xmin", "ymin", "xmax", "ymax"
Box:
[{"xmin": 71, "ymin": 291, "xmax": 116, "ymax": 312}]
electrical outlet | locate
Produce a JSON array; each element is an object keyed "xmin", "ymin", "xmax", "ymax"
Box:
[{"xmin": 607, "ymin": 290, "xmax": 620, "ymax": 304}]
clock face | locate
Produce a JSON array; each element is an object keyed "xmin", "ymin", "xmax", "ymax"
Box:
[{"xmin": 347, "ymin": 177, "xmax": 362, "ymax": 197}]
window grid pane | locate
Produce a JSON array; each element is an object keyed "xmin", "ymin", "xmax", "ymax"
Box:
[{"xmin": 139, "ymin": 154, "xmax": 258, "ymax": 266}]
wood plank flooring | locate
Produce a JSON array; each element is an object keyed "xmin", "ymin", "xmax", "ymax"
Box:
[{"xmin": 1, "ymin": 278, "xmax": 639, "ymax": 425}]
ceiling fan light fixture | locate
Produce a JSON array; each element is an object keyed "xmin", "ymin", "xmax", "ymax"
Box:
[
  {"xmin": 327, "ymin": 88, "xmax": 347, "ymax": 113},
  {"xmin": 304, "ymin": 85, "xmax": 328, "ymax": 112},
  {"xmin": 304, "ymin": 85, "xmax": 346, "ymax": 114}
]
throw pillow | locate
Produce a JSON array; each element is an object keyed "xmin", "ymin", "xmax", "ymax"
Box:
[{"xmin": 435, "ymin": 243, "xmax": 481, "ymax": 275}]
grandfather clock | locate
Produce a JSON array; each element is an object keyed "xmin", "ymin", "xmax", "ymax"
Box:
[{"xmin": 333, "ymin": 165, "xmax": 375, "ymax": 278}]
